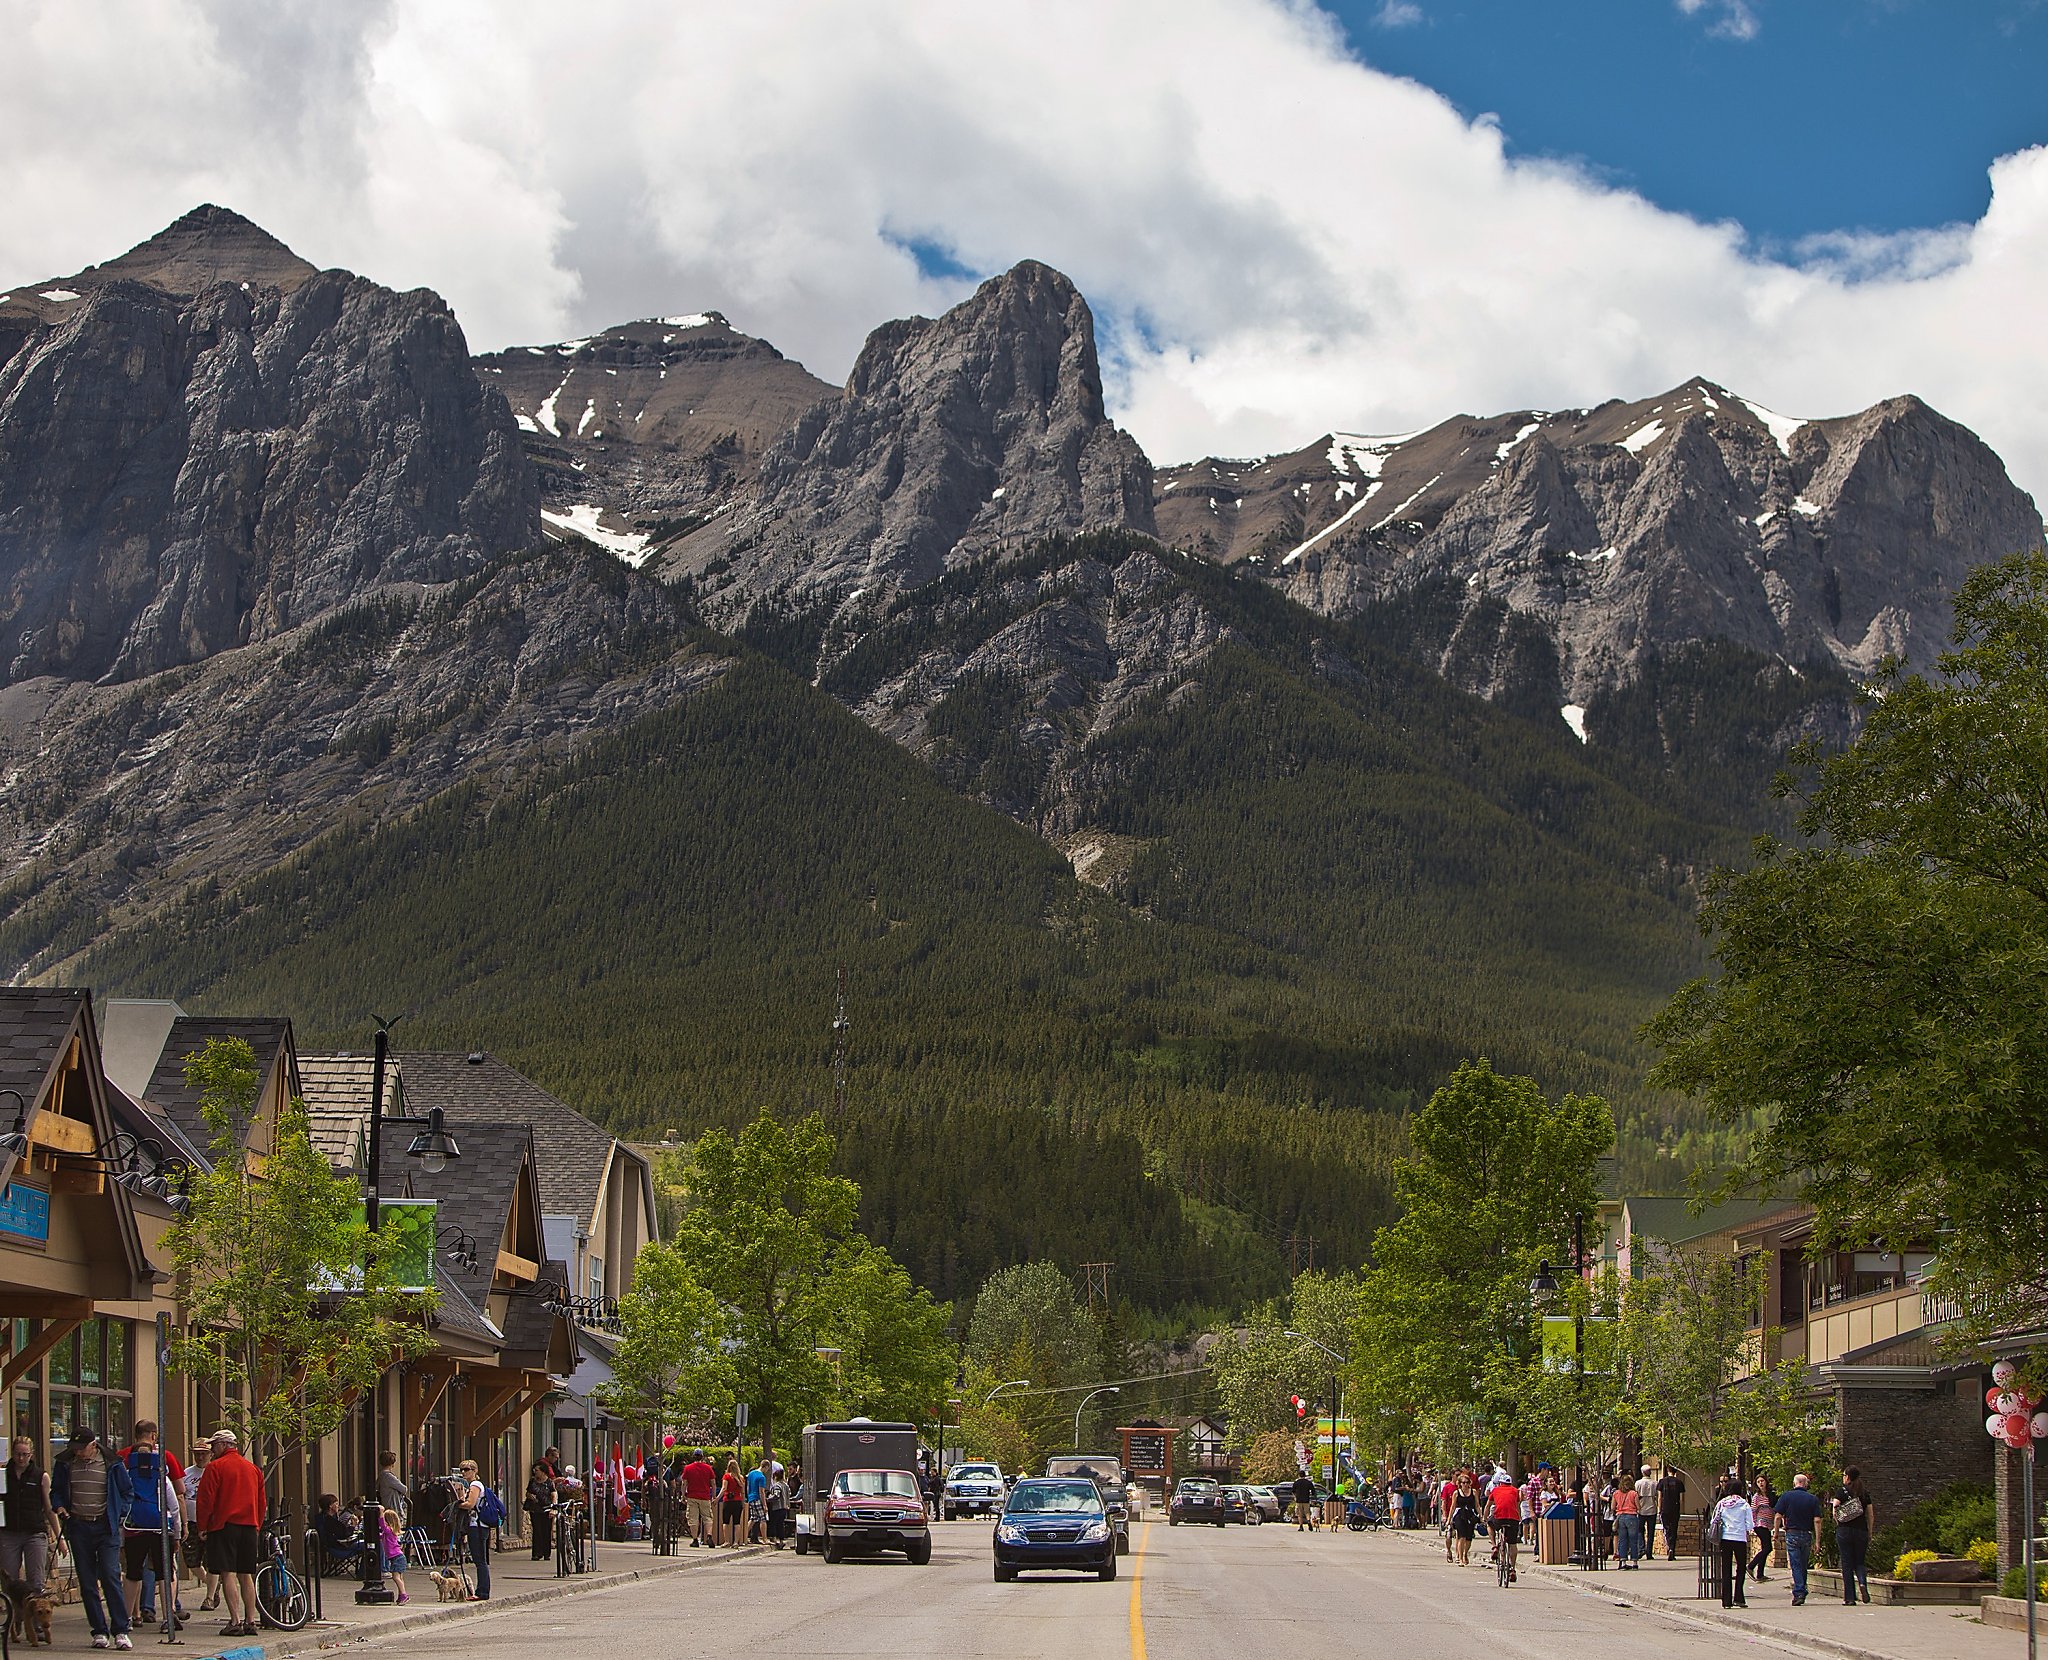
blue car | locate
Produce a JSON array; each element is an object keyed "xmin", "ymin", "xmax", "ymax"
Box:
[{"xmin": 992, "ymin": 1479, "xmax": 1118, "ymax": 1582}]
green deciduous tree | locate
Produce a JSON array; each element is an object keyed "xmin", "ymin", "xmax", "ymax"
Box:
[
  {"xmin": 966, "ymin": 1262, "xmax": 1097, "ymax": 1383},
  {"xmin": 1649, "ymin": 550, "xmax": 2048, "ymax": 1341},
  {"xmin": 168, "ymin": 1038, "xmax": 432, "ymax": 1476},
  {"xmin": 1351, "ymin": 1059, "xmax": 1613, "ymax": 1457},
  {"xmin": 596, "ymin": 1240, "xmax": 729, "ymax": 1445},
  {"xmin": 1209, "ymin": 1270, "xmax": 1364, "ymax": 1448},
  {"xmin": 819, "ymin": 1238, "xmax": 953, "ymax": 1425}
]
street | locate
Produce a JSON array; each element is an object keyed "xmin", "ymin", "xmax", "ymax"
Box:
[{"xmin": 362, "ymin": 1520, "xmax": 1804, "ymax": 1660}]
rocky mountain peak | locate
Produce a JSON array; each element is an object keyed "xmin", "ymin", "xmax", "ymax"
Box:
[
  {"xmin": 660, "ymin": 260, "xmax": 1153, "ymax": 621},
  {"xmin": 0, "ymin": 206, "xmax": 536, "ymax": 685}
]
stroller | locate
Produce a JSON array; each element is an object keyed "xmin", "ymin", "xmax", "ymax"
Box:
[{"xmin": 1345, "ymin": 1495, "xmax": 1387, "ymax": 1531}]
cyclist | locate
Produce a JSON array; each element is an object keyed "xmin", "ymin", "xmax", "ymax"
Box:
[{"xmin": 1486, "ymin": 1469, "xmax": 1523, "ymax": 1582}]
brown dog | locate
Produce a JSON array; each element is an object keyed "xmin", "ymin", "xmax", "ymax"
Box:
[{"xmin": 6, "ymin": 1583, "xmax": 55, "ymax": 1647}]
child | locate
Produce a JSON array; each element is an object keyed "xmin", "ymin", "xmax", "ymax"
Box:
[{"xmin": 377, "ymin": 1508, "xmax": 410, "ymax": 1605}]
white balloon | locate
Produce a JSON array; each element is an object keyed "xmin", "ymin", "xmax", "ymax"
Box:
[
  {"xmin": 2032, "ymin": 1413, "xmax": 2048, "ymax": 1439},
  {"xmin": 1992, "ymin": 1414, "xmax": 2009, "ymax": 1436},
  {"xmin": 1995, "ymin": 1360, "xmax": 2019, "ymax": 1385}
]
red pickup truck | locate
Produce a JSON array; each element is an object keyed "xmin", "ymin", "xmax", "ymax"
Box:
[{"xmin": 820, "ymin": 1468, "xmax": 932, "ymax": 1565}]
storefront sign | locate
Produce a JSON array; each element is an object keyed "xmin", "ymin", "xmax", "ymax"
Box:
[{"xmin": 0, "ymin": 1182, "xmax": 51, "ymax": 1242}]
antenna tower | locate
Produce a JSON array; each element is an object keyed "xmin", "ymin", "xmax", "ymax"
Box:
[{"xmin": 831, "ymin": 965, "xmax": 850, "ymax": 1117}]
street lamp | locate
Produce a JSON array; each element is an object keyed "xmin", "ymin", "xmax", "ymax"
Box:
[
  {"xmin": 1286, "ymin": 1332, "xmax": 1346, "ymax": 1498},
  {"xmin": 1531, "ymin": 1216, "xmax": 1590, "ymax": 1561},
  {"xmin": 1074, "ymin": 1386, "xmax": 1119, "ymax": 1450},
  {"xmin": 984, "ymin": 1380, "xmax": 1030, "ymax": 1406}
]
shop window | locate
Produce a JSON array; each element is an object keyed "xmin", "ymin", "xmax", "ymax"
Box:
[{"xmin": 46, "ymin": 1319, "xmax": 134, "ymax": 1450}]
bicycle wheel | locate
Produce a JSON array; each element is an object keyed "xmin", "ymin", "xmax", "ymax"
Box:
[{"xmin": 258, "ymin": 1563, "xmax": 312, "ymax": 1630}]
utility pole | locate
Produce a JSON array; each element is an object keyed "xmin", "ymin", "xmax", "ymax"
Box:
[
  {"xmin": 1081, "ymin": 1262, "xmax": 1114, "ymax": 1314},
  {"xmin": 831, "ymin": 966, "xmax": 849, "ymax": 1118}
]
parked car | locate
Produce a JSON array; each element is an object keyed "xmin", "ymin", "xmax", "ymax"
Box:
[
  {"xmin": 993, "ymin": 1478, "xmax": 1118, "ymax": 1582},
  {"xmin": 1232, "ymin": 1484, "xmax": 1280, "ymax": 1523},
  {"xmin": 942, "ymin": 1462, "xmax": 1007, "ymax": 1519},
  {"xmin": 1169, "ymin": 1477, "xmax": 1227, "ymax": 1527},
  {"xmin": 819, "ymin": 1468, "xmax": 932, "ymax": 1564}
]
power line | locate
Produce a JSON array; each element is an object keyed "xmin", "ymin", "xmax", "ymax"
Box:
[{"xmin": 1001, "ymin": 1364, "xmax": 1212, "ymax": 1399}]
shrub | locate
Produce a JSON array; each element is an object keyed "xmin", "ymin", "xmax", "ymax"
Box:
[
  {"xmin": 1871, "ymin": 1482, "xmax": 1994, "ymax": 1580},
  {"xmin": 2001, "ymin": 1565, "xmax": 2048, "ymax": 1601},
  {"xmin": 1967, "ymin": 1539, "xmax": 2000, "ymax": 1575},
  {"xmin": 1891, "ymin": 1549, "xmax": 1940, "ymax": 1579},
  {"xmin": 1936, "ymin": 1490, "xmax": 1998, "ymax": 1556}
]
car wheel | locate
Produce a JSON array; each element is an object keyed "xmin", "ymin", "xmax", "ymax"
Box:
[
  {"xmin": 1215, "ymin": 1517, "xmax": 1226, "ymax": 1528},
  {"xmin": 942, "ymin": 1506, "xmax": 954, "ymax": 1522},
  {"xmin": 823, "ymin": 1534, "xmax": 845, "ymax": 1564},
  {"xmin": 1116, "ymin": 1531, "xmax": 1130, "ymax": 1555},
  {"xmin": 1168, "ymin": 1516, "xmax": 1178, "ymax": 1526},
  {"xmin": 794, "ymin": 1534, "xmax": 808, "ymax": 1555},
  {"xmin": 1099, "ymin": 1555, "xmax": 1118, "ymax": 1582},
  {"xmin": 908, "ymin": 1537, "xmax": 932, "ymax": 1565},
  {"xmin": 1247, "ymin": 1509, "xmax": 1262, "ymax": 1525},
  {"xmin": 993, "ymin": 1563, "xmax": 1016, "ymax": 1583}
]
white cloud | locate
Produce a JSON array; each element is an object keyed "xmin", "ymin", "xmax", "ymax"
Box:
[
  {"xmin": 1, "ymin": 0, "xmax": 2045, "ymax": 513},
  {"xmin": 1675, "ymin": 0, "xmax": 1762, "ymax": 42},
  {"xmin": 1374, "ymin": 0, "xmax": 1424, "ymax": 26}
]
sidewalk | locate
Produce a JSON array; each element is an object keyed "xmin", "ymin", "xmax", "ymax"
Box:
[
  {"xmin": 41, "ymin": 1537, "xmax": 769, "ymax": 1660},
  {"xmin": 1381, "ymin": 1523, "xmax": 2019, "ymax": 1660}
]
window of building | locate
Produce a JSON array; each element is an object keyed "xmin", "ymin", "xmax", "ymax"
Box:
[
  {"xmin": 588, "ymin": 1255, "xmax": 604, "ymax": 1302},
  {"xmin": 45, "ymin": 1318, "xmax": 134, "ymax": 1451}
]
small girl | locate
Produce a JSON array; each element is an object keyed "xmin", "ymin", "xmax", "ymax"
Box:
[{"xmin": 377, "ymin": 1507, "xmax": 410, "ymax": 1604}]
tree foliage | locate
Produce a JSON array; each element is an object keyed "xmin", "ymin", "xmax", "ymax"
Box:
[
  {"xmin": 167, "ymin": 1038, "xmax": 432, "ymax": 1473},
  {"xmin": 1650, "ymin": 550, "xmax": 2048, "ymax": 1340},
  {"xmin": 594, "ymin": 1240, "xmax": 728, "ymax": 1440},
  {"xmin": 1350, "ymin": 1059, "xmax": 1613, "ymax": 1454}
]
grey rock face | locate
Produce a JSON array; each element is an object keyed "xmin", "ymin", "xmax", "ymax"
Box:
[
  {"xmin": 0, "ymin": 209, "xmax": 538, "ymax": 684},
  {"xmin": 669, "ymin": 260, "xmax": 1154, "ymax": 617},
  {"xmin": 1160, "ymin": 379, "xmax": 2044, "ymax": 704}
]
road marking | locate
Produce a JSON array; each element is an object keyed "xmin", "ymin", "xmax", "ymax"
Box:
[{"xmin": 1129, "ymin": 1520, "xmax": 1152, "ymax": 1660}]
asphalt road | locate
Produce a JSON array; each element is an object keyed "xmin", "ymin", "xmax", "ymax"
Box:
[{"xmin": 364, "ymin": 1518, "xmax": 1788, "ymax": 1660}]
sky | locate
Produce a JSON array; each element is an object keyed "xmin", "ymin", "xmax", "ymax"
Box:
[{"xmin": 4, "ymin": 0, "xmax": 2047, "ymax": 506}]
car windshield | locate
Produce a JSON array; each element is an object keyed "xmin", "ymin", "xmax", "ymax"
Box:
[
  {"xmin": 1006, "ymin": 1481, "xmax": 1100, "ymax": 1515},
  {"xmin": 1180, "ymin": 1480, "xmax": 1217, "ymax": 1493},
  {"xmin": 832, "ymin": 1470, "xmax": 918, "ymax": 1499},
  {"xmin": 952, "ymin": 1465, "xmax": 1000, "ymax": 1480}
]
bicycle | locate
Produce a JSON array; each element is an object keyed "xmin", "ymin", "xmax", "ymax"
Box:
[
  {"xmin": 553, "ymin": 1500, "xmax": 588, "ymax": 1577},
  {"xmin": 256, "ymin": 1518, "xmax": 312, "ymax": 1631}
]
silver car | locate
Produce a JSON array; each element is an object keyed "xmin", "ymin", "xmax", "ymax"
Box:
[
  {"xmin": 942, "ymin": 1461, "xmax": 1008, "ymax": 1519},
  {"xmin": 1232, "ymin": 1484, "xmax": 1282, "ymax": 1522}
]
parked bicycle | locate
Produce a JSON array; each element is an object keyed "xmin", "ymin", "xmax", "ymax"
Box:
[
  {"xmin": 552, "ymin": 1499, "xmax": 589, "ymax": 1577},
  {"xmin": 256, "ymin": 1517, "xmax": 312, "ymax": 1631}
]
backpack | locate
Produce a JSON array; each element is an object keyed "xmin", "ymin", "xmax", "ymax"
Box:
[
  {"xmin": 125, "ymin": 1449, "xmax": 165, "ymax": 1530},
  {"xmin": 477, "ymin": 1486, "xmax": 508, "ymax": 1529}
]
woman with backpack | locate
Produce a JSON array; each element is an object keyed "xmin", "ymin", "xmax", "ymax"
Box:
[{"xmin": 458, "ymin": 1460, "xmax": 504, "ymax": 1600}]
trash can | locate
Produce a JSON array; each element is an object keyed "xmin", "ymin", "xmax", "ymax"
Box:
[{"xmin": 1538, "ymin": 1517, "xmax": 1575, "ymax": 1565}]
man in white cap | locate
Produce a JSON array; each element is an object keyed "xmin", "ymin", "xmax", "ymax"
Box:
[{"xmin": 195, "ymin": 1431, "xmax": 263, "ymax": 1638}]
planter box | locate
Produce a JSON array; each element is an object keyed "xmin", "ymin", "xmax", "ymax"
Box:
[
  {"xmin": 1982, "ymin": 1596, "xmax": 2033, "ymax": 1632},
  {"xmin": 1809, "ymin": 1568, "xmax": 1987, "ymax": 1606}
]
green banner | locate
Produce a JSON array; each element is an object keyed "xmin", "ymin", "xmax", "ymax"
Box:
[
  {"xmin": 382, "ymin": 1198, "xmax": 437, "ymax": 1291},
  {"xmin": 1540, "ymin": 1314, "xmax": 1613, "ymax": 1374}
]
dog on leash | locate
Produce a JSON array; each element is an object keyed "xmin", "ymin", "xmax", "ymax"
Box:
[
  {"xmin": 4, "ymin": 1579, "xmax": 55, "ymax": 1647},
  {"xmin": 427, "ymin": 1568, "xmax": 471, "ymax": 1602}
]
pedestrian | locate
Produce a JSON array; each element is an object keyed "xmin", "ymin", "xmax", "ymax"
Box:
[
  {"xmin": 1775, "ymin": 1472, "xmax": 1822, "ymax": 1605},
  {"xmin": 195, "ymin": 1429, "xmax": 263, "ymax": 1638},
  {"xmin": 182, "ymin": 1447, "xmax": 215, "ymax": 1610},
  {"xmin": 375, "ymin": 1507, "xmax": 410, "ymax": 1604},
  {"xmin": 1711, "ymin": 1478, "xmax": 1754, "ymax": 1608},
  {"xmin": 118, "ymin": 1422, "xmax": 183, "ymax": 1627},
  {"xmin": 0, "ymin": 1433, "xmax": 56, "ymax": 1604},
  {"xmin": 719, "ymin": 1457, "xmax": 746, "ymax": 1548},
  {"xmin": 1832, "ymin": 1467, "xmax": 1873, "ymax": 1606},
  {"xmin": 1291, "ymin": 1471, "xmax": 1317, "ymax": 1531},
  {"xmin": 1449, "ymin": 1476, "xmax": 1479, "ymax": 1566},
  {"xmin": 456, "ymin": 1458, "xmax": 492, "ymax": 1599},
  {"xmin": 377, "ymin": 1451, "xmax": 408, "ymax": 1524},
  {"xmin": 53, "ymin": 1424, "xmax": 137, "ymax": 1649},
  {"xmin": 746, "ymin": 1457, "xmax": 769, "ymax": 1544},
  {"xmin": 766, "ymin": 1462, "xmax": 790, "ymax": 1549},
  {"xmin": 679, "ymin": 1449, "xmax": 716, "ymax": 1546},
  {"xmin": 1748, "ymin": 1474, "xmax": 1776, "ymax": 1582},
  {"xmin": 525, "ymin": 1460, "xmax": 555, "ymax": 1559},
  {"xmin": 1612, "ymin": 1466, "xmax": 1642, "ymax": 1567},
  {"xmin": 1654, "ymin": 1465, "xmax": 1686, "ymax": 1561}
]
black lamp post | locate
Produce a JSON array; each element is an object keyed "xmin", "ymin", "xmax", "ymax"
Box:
[
  {"xmin": 1530, "ymin": 1210, "xmax": 1589, "ymax": 1563},
  {"xmin": 357, "ymin": 1019, "xmax": 462, "ymax": 1606}
]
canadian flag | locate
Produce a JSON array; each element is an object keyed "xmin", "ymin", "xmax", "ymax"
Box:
[{"xmin": 613, "ymin": 1440, "xmax": 628, "ymax": 1520}]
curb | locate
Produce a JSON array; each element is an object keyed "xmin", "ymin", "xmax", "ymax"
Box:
[
  {"xmin": 179, "ymin": 1546, "xmax": 771, "ymax": 1660},
  {"xmin": 1376, "ymin": 1520, "xmax": 1944, "ymax": 1660}
]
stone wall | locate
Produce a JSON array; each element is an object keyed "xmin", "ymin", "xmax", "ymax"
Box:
[
  {"xmin": 1835, "ymin": 1378, "xmax": 1994, "ymax": 1518},
  {"xmin": 1995, "ymin": 1442, "xmax": 2040, "ymax": 1577}
]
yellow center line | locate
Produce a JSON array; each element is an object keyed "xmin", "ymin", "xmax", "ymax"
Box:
[{"xmin": 1129, "ymin": 1519, "xmax": 1152, "ymax": 1660}]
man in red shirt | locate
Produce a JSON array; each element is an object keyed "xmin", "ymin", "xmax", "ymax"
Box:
[
  {"xmin": 678, "ymin": 1451, "xmax": 716, "ymax": 1548},
  {"xmin": 194, "ymin": 1431, "xmax": 264, "ymax": 1638},
  {"xmin": 1487, "ymin": 1473, "xmax": 1523, "ymax": 1582}
]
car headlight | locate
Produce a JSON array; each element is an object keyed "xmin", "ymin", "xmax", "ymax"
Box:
[
  {"xmin": 997, "ymin": 1523, "xmax": 1028, "ymax": 1544},
  {"xmin": 1081, "ymin": 1521, "xmax": 1111, "ymax": 1543}
]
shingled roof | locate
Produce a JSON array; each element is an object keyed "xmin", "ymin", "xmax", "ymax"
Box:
[
  {"xmin": 141, "ymin": 1017, "xmax": 297, "ymax": 1156},
  {"xmin": 396, "ymin": 1053, "xmax": 619, "ymax": 1229},
  {"xmin": 0, "ymin": 989, "xmax": 88, "ymax": 1127},
  {"xmin": 378, "ymin": 1120, "xmax": 537, "ymax": 1339},
  {"xmin": 298, "ymin": 1053, "xmax": 401, "ymax": 1172}
]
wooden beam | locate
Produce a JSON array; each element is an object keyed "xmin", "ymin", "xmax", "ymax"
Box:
[
  {"xmin": 406, "ymin": 1362, "xmax": 457, "ymax": 1427},
  {"xmin": 471, "ymin": 1380, "xmax": 554, "ymax": 1444},
  {"xmin": 3, "ymin": 1313, "xmax": 86, "ymax": 1389},
  {"xmin": 467, "ymin": 1381, "xmax": 523, "ymax": 1435},
  {"xmin": 494, "ymin": 1249, "xmax": 538, "ymax": 1284},
  {"xmin": 0, "ymin": 1292, "xmax": 95, "ymax": 1322},
  {"xmin": 47, "ymin": 1166, "xmax": 104, "ymax": 1195},
  {"xmin": 26, "ymin": 1114, "xmax": 94, "ymax": 1155}
]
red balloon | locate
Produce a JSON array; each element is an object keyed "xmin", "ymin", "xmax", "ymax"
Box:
[{"xmin": 2007, "ymin": 1412, "xmax": 2033, "ymax": 1441}]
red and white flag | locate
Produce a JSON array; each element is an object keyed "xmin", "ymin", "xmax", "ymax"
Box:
[{"xmin": 613, "ymin": 1440, "xmax": 628, "ymax": 1520}]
